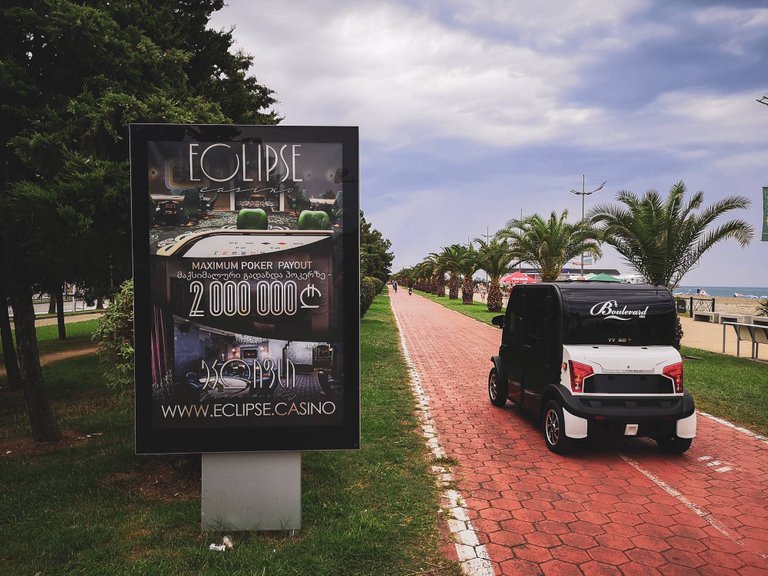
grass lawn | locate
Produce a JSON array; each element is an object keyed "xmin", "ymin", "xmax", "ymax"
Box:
[
  {"xmin": 0, "ymin": 293, "xmax": 462, "ymax": 576},
  {"xmin": 0, "ymin": 319, "xmax": 100, "ymax": 365},
  {"xmin": 416, "ymin": 290, "xmax": 768, "ymax": 437},
  {"xmin": 416, "ymin": 290, "xmax": 501, "ymax": 325},
  {"xmin": 680, "ymin": 346, "xmax": 768, "ymax": 436}
]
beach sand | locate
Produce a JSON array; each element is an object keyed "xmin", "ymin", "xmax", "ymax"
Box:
[{"xmin": 702, "ymin": 296, "xmax": 766, "ymax": 317}]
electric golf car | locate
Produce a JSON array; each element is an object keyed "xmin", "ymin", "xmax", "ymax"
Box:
[{"xmin": 488, "ymin": 282, "xmax": 696, "ymax": 454}]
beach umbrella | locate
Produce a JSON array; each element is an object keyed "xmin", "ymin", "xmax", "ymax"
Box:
[
  {"xmin": 586, "ymin": 272, "xmax": 622, "ymax": 282},
  {"xmin": 500, "ymin": 271, "xmax": 537, "ymax": 285}
]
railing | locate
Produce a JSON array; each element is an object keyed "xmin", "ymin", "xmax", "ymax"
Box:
[
  {"xmin": 674, "ymin": 296, "xmax": 715, "ymax": 317},
  {"xmin": 722, "ymin": 321, "xmax": 768, "ymax": 359}
]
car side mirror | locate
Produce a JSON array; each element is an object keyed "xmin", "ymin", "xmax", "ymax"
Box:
[{"xmin": 492, "ymin": 315, "xmax": 504, "ymax": 328}]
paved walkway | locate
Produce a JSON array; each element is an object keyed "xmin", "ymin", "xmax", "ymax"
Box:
[{"xmin": 391, "ymin": 290, "xmax": 768, "ymax": 576}]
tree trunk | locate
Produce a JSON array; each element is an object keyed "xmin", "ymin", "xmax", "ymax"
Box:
[
  {"xmin": 487, "ymin": 278, "xmax": 503, "ymax": 312},
  {"xmin": 54, "ymin": 285, "xmax": 66, "ymax": 340},
  {"xmin": 48, "ymin": 296, "xmax": 56, "ymax": 314},
  {"xmin": 461, "ymin": 277, "xmax": 474, "ymax": 304},
  {"xmin": 0, "ymin": 280, "xmax": 21, "ymax": 388},
  {"xmin": 448, "ymin": 273, "xmax": 459, "ymax": 299},
  {"xmin": 9, "ymin": 285, "xmax": 62, "ymax": 442}
]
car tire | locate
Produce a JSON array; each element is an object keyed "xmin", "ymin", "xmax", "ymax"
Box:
[
  {"xmin": 488, "ymin": 367, "xmax": 507, "ymax": 407},
  {"xmin": 656, "ymin": 435, "xmax": 692, "ymax": 454},
  {"xmin": 543, "ymin": 400, "xmax": 574, "ymax": 455}
]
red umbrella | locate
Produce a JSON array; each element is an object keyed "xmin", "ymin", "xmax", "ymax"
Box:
[{"xmin": 500, "ymin": 271, "xmax": 536, "ymax": 285}]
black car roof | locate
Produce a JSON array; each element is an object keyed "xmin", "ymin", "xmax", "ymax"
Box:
[{"xmin": 528, "ymin": 281, "xmax": 674, "ymax": 300}]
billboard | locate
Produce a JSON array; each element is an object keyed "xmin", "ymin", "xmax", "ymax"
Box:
[
  {"xmin": 130, "ymin": 124, "xmax": 359, "ymax": 453},
  {"xmin": 763, "ymin": 186, "xmax": 768, "ymax": 242}
]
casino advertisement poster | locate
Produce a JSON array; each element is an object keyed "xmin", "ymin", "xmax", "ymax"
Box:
[{"xmin": 129, "ymin": 125, "xmax": 360, "ymax": 454}]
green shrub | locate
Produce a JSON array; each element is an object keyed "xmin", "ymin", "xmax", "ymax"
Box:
[
  {"xmin": 361, "ymin": 276, "xmax": 379, "ymax": 318},
  {"xmin": 92, "ymin": 279, "xmax": 134, "ymax": 394},
  {"xmin": 757, "ymin": 299, "xmax": 768, "ymax": 317},
  {"xmin": 370, "ymin": 277, "xmax": 384, "ymax": 295}
]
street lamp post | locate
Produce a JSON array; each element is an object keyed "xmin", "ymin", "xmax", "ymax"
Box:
[{"xmin": 570, "ymin": 174, "xmax": 606, "ymax": 277}]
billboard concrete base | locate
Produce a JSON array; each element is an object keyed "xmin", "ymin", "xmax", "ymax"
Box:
[{"xmin": 201, "ymin": 452, "xmax": 301, "ymax": 531}]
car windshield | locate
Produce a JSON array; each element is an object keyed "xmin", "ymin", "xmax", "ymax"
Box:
[{"xmin": 561, "ymin": 289, "xmax": 675, "ymax": 346}]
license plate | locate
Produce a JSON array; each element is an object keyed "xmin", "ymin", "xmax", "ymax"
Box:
[{"xmin": 624, "ymin": 424, "xmax": 639, "ymax": 436}]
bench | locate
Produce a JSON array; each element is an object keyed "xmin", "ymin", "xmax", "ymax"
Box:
[
  {"xmin": 719, "ymin": 313, "xmax": 749, "ymax": 325},
  {"xmin": 722, "ymin": 322, "xmax": 768, "ymax": 359},
  {"xmin": 693, "ymin": 311, "xmax": 719, "ymax": 323}
]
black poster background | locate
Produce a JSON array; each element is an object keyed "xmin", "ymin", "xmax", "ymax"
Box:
[{"xmin": 130, "ymin": 125, "xmax": 359, "ymax": 453}]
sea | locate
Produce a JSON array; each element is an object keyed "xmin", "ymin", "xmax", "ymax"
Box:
[{"xmin": 675, "ymin": 286, "xmax": 768, "ymax": 299}]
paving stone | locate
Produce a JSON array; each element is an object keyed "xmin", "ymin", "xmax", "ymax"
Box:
[{"xmin": 390, "ymin": 291, "xmax": 768, "ymax": 575}]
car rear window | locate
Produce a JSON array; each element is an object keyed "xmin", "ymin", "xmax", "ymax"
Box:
[{"xmin": 561, "ymin": 289, "xmax": 675, "ymax": 346}]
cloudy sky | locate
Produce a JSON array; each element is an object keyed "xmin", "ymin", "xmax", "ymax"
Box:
[{"xmin": 210, "ymin": 0, "xmax": 768, "ymax": 288}]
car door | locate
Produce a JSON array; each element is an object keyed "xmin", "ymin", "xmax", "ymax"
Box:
[
  {"xmin": 501, "ymin": 289, "xmax": 524, "ymax": 403},
  {"xmin": 521, "ymin": 286, "xmax": 559, "ymax": 412}
]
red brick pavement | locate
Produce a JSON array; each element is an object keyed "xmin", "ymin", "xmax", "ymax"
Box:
[{"xmin": 390, "ymin": 291, "xmax": 768, "ymax": 575}]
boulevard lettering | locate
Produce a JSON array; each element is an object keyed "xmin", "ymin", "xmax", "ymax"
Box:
[{"xmin": 589, "ymin": 300, "xmax": 649, "ymax": 321}]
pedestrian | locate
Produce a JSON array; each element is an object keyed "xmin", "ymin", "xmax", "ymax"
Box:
[{"xmin": 393, "ymin": 280, "xmax": 398, "ymax": 293}]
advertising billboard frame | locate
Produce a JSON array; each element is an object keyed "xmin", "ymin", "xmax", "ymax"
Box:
[{"xmin": 130, "ymin": 124, "xmax": 359, "ymax": 454}]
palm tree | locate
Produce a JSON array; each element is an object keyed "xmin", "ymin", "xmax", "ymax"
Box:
[
  {"xmin": 392, "ymin": 266, "xmax": 415, "ymax": 289},
  {"xmin": 412, "ymin": 259, "xmax": 434, "ymax": 292},
  {"xmin": 476, "ymin": 238, "xmax": 517, "ymax": 312},
  {"xmin": 589, "ymin": 182, "xmax": 753, "ymax": 289},
  {"xmin": 456, "ymin": 244, "xmax": 479, "ymax": 304},
  {"xmin": 497, "ymin": 210, "xmax": 601, "ymax": 282},
  {"xmin": 425, "ymin": 252, "xmax": 446, "ymax": 296},
  {"xmin": 437, "ymin": 244, "xmax": 464, "ymax": 299}
]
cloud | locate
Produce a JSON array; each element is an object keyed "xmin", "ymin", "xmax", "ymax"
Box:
[
  {"xmin": 210, "ymin": 0, "xmax": 768, "ymax": 286},
  {"xmin": 211, "ymin": 1, "xmax": 608, "ymax": 147}
]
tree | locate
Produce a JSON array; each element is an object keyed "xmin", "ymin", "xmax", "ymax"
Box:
[
  {"xmin": 455, "ymin": 244, "xmax": 479, "ymax": 305},
  {"xmin": 497, "ymin": 211, "xmax": 601, "ymax": 282},
  {"xmin": 425, "ymin": 252, "xmax": 446, "ymax": 296},
  {"xmin": 0, "ymin": 0, "xmax": 277, "ymax": 441},
  {"xmin": 437, "ymin": 244, "xmax": 464, "ymax": 300},
  {"xmin": 589, "ymin": 182, "xmax": 752, "ymax": 289},
  {"xmin": 92, "ymin": 279, "xmax": 134, "ymax": 394},
  {"xmin": 411, "ymin": 260, "xmax": 430, "ymax": 292},
  {"xmin": 0, "ymin": 268, "xmax": 22, "ymax": 389},
  {"xmin": 476, "ymin": 238, "xmax": 517, "ymax": 312},
  {"xmin": 360, "ymin": 212, "xmax": 394, "ymax": 283}
]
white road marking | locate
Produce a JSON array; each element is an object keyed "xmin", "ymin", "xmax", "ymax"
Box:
[
  {"xmin": 619, "ymin": 454, "xmax": 732, "ymax": 538},
  {"xmin": 698, "ymin": 411, "xmax": 768, "ymax": 445}
]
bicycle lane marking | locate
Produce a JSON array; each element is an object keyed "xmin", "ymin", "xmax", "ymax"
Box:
[{"xmin": 617, "ymin": 412, "xmax": 768, "ymax": 561}]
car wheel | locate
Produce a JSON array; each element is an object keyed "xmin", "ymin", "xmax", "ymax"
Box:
[
  {"xmin": 656, "ymin": 435, "xmax": 692, "ymax": 454},
  {"xmin": 543, "ymin": 400, "xmax": 574, "ymax": 455},
  {"xmin": 488, "ymin": 367, "xmax": 507, "ymax": 407}
]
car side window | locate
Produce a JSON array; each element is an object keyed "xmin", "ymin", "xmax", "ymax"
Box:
[
  {"xmin": 505, "ymin": 293, "xmax": 521, "ymax": 335},
  {"xmin": 506, "ymin": 312, "xmax": 516, "ymax": 335}
]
